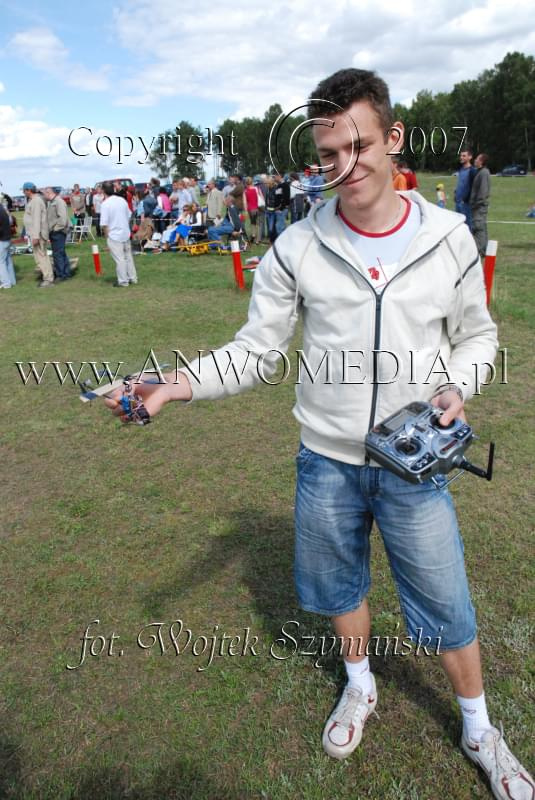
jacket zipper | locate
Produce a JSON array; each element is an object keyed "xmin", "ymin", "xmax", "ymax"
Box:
[{"xmin": 318, "ymin": 238, "xmax": 443, "ymax": 446}]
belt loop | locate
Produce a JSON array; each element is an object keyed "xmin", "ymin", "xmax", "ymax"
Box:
[{"xmin": 374, "ymin": 467, "xmax": 381, "ymax": 494}]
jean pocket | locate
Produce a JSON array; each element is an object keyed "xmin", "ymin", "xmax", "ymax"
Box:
[{"xmin": 296, "ymin": 443, "xmax": 316, "ymax": 472}]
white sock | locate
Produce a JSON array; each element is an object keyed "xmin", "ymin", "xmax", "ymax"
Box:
[
  {"xmin": 457, "ymin": 692, "xmax": 492, "ymax": 742},
  {"xmin": 345, "ymin": 656, "xmax": 373, "ymax": 695}
]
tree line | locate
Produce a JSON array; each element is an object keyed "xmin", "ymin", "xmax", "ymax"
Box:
[{"xmin": 149, "ymin": 51, "xmax": 535, "ymax": 179}]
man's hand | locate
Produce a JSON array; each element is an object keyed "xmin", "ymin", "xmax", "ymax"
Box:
[
  {"xmin": 104, "ymin": 371, "xmax": 192, "ymax": 423},
  {"xmin": 32, "ymin": 238, "xmax": 40, "ymax": 247},
  {"xmin": 431, "ymin": 387, "xmax": 467, "ymax": 426}
]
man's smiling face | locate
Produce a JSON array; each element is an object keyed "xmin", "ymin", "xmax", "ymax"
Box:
[{"xmin": 313, "ymin": 100, "xmax": 403, "ymax": 211}]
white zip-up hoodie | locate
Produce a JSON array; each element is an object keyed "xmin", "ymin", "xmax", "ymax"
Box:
[{"xmin": 184, "ymin": 191, "xmax": 498, "ymax": 465}]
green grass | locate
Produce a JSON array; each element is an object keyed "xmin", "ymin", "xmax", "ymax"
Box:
[{"xmin": 0, "ymin": 176, "xmax": 534, "ymax": 799}]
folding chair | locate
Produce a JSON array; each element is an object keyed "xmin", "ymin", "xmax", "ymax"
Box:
[{"xmin": 72, "ymin": 217, "xmax": 95, "ymax": 243}]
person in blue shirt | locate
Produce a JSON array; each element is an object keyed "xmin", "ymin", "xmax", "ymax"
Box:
[
  {"xmin": 454, "ymin": 149, "xmax": 476, "ymax": 230},
  {"xmin": 306, "ymin": 164, "xmax": 326, "ymax": 209}
]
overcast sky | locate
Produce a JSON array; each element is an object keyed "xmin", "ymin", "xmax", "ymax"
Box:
[{"xmin": 1, "ymin": 0, "xmax": 534, "ymax": 194}]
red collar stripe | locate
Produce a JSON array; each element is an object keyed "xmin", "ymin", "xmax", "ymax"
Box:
[{"xmin": 338, "ymin": 196, "xmax": 410, "ymax": 238}]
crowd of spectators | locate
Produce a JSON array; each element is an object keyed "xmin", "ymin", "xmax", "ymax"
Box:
[{"xmin": 0, "ymin": 169, "xmax": 329, "ymax": 289}]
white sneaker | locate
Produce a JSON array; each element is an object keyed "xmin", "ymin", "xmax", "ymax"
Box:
[
  {"xmin": 322, "ymin": 674, "xmax": 377, "ymax": 759},
  {"xmin": 462, "ymin": 724, "xmax": 535, "ymax": 800}
]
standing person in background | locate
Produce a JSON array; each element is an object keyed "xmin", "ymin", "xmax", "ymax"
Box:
[
  {"xmin": 399, "ymin": 161, "xmax": 418, "ymax": 189},
  {"xmin": 85, "ymin": 187, "xmax": 93, "ymax": 220},
  {"xmin": 454, "ymin": 149, "xmax": 476, "ymax": 230},
  {"xmin": 264, "ymin": 176, "xmax": 277, "ymax": 242},
  {"xmin": 187, "ymin": 177, "xmax": 202, "ymax": 207},
  {"xmin": 266, "ymin": 174, "xmax": 290, "ymax": 242},
  {"xmin": 306, "ymin": 164, "xmax": 325, "ymax": 209},
  {"xmin": 70, "ymin": 184, "xmax": 85, "ymax": 225},
  {"xmin": 169, "ymin": 180, "xmax": 180, "ymax": 219},
  {"xmin": 470, "ymin": 154, "xmax": 491, "ymax": 258},
  {"xmin": 100, "ymin": 182, "xmax": 137, "ymax": 287},
  {"xmin": 142, "ymin": 184, "xmax": 157, "ymax": 219},
  {"xmin": 302, "ymin": 166, "xmax": 312, "ymax": 215},
  {"xmin": 289, "ymin": 172, "xmax": 305, "ymax": 224},
  {"xmin": 156, "ymin": 186, "xmax": 172, "ymax": 234},
  {"xmin": 255, "ymin": 175, "xmax": 268, "ymax": 242},
  {"xmin": 205, "ymin": 179, "xmax": 225, "ymax": 227},
  {"xmin": 244, "ymin": 177, "xmax": 260, "ymax": 244},
  {"xmin": 44, "ymin": 186, "xmax": 72, "ymax": 282},
  {"xmin": 229, "ymin": 174, "xmax": 247, "ymax": 213},
  {"xmin": 23, "ymin": 182, "xmax": 54, "ymax": 288},
  {"xmin": 391, "ymin": 159, "xmax": 408, "ymax": 191},
  {"xmin": 92, "ymin": 184, "xmax": 105, "ymax": 236},
  {"xmin": 126, "ymin": 184, "xmax": 136, "ymax": 214},
  {"xmin": 0, "ymin": 202, "xmax": 16, "ymax": 289},
  {"xmin": 175, "ymin": 180, "xmax": 193, "ymax": 217}
]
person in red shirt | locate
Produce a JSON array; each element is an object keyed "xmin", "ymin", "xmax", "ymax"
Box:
[
  {"xmin": 398, "ymin": 160, "xmax": 419, "ymax": 190},
  {"xmin": 126, "ymin": 184, "xmax": 135, "ymax": 213},
  {"xmin": 244, "ymin": 177, "xmax": 260, "ymax": 244}
]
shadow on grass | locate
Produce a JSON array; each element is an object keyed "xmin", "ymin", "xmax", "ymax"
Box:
[
  {"xmin": 6, "ymin": 759, "xmax": 235, "ymax": 800},
  {"xmin": 0, "ymin": 733, "xmax": 23, "ymax": 799},
  {"xmin": 139, "ymin": 508, "xmax": 460, "ymax": 745},
  {"xmin": 141, "ymin": 508, "xmax": 302, "ymax": 639},
  {"xmin": 74, "ymin": 759, "xmax": 235, "ymax": 799},
  {"xmin": 370, "ymin": 655, "xmax": 459, "ymax": 746}
]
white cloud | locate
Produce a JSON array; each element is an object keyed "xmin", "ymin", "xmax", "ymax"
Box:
[
  {"xmin": 0, "ymin": 105, "xmax": 149, "ymax": 195},
  {"xmin": 110, "ymin": 0, "xmax": 535, "ymax": 114},
  {"xmin": 2, "ymin": 0, "xmax": 535, "ymax": 193},
  {"xmin": 0, "ymin": 104, "xmax": 69, "ymax": 160},
  {"xmin": 0, "ymin": 82, "xmax": 5, "ymax": 93},
  {"xmin": 8, "ymin": 27, "xmax": 110, "ymax": 91}
]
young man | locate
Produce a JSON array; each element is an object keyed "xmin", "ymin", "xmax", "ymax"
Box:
[
  {"xmin": 106, "ymin": 69, "xmax": 533, "ymax": 800},
  {"xmin": 454, "ymin": 149, "xmax": 476, "ymax": 230},
  {"xmin": 100, "ymin": 182, "xmax": 137, "ymax": 287}
]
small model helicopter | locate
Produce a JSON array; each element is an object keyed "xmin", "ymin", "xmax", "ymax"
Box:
[{"xmin": 78, "ymin": 365, "xmax": 170, "ymax": 425}]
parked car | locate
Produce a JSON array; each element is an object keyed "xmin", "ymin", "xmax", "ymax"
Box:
[
  {"xmin": 98, "ymin": 178, "xmax": 134, "ymax": 190},
  {"xmin": 497, "ymin": 164, "xmax": 526, "ymax": 176},
  {"xmin": 12, "ymin": 195, "xmax": 26, "ymax": 210}
]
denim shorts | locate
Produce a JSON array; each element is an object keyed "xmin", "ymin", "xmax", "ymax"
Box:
[{"xmin": 294, "ymin": 444, "xmax": 477, "ymax": 651}]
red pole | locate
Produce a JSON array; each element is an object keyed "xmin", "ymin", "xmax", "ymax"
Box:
[
  {"xmin": 231, "ymin": 239, "xmax": 245, "ymax": 290},
  {"xmin": 482, "ymin": 240, "xmax": 497, "ymax": 306},
  {"xmin": 92, "ymin": 244, "xmax": 102, "ymax": 275}
]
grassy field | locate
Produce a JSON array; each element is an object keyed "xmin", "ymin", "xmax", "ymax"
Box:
[{"xmin": 0, "ymin": 175, "xmax": 534, "ymax": 799}]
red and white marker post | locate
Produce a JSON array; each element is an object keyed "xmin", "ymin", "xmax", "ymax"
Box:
[
  {"xmin": 230, "ymin": 239, "xmax": 245, "ymax": 290},
  {"xmin": 482, "ymin": 240, "xmax": 498, "ymax": 306},
  {"xmin": 91, "ymin": 244, "xmax": 102, "ymax": 275}
]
